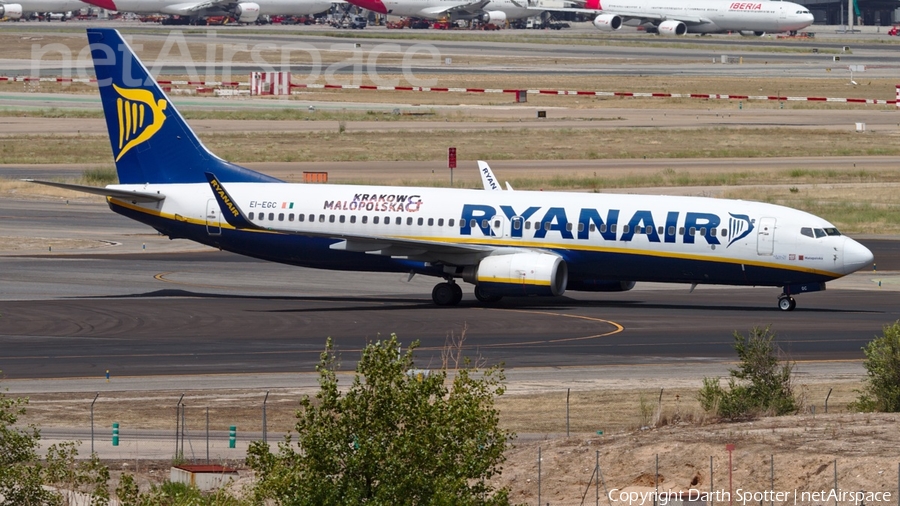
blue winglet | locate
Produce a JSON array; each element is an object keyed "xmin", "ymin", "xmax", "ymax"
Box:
[
  {"xmin": 205, "ymin": 172, "xmax": 259, "ymax": 230},
  {"xmin": 87, "ymin": 28, "xmax": 282, "ymax": 185}
]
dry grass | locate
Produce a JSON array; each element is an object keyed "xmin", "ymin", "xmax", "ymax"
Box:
[{"xmin": 3, "ymin": 127, "xmax": 900, "ymax": 165}]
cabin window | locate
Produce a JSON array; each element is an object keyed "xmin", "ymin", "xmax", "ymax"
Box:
[
  {"xmin": 449, "ymin": 219, "xmax": 455, "ymax": 227},
  {"xmin": 493, "ymin": 220, "xmax": 500, "ymax": 228},
  {"xmin": 622, "ymin": 225, "xmax": 630, "ymax": 234},
  {"xmin": 578, "ymin": 223, "xmax": 585, "ymax": 232},
  {"xmin": 470, "ymin": 219, "xmax": 477, "ymax": 228},
  {"xmin": 720, "ymin": 228, "xmax": 727, "ymax": 237},
  {"xmin": 384, "ymin": 216, "xmax": 390, "ymax": 224},
  {"xmin": 350, "ymin": 216, "xmax": 356, "ymax": 224},
  {"xmin": 298, "ymin": 214, "xmax": 305, "ymax": 222},
  {"xmin": 318, "ymin": 215, "xmax": 325, "ymax": 223},
  {"xmin": 709, "ymin": 227, "xmax": 716, "ymax": 237},
  {"xmin": 566, "ymin": 223, "xmax": 573, "ymax": 232},
  {"xmin": 668, "ymin": 226, "xmax": 675, "ymax": 236},
  {"xmin": 339, "ymin": 215, "xmax": 345, "ymax": 223},
  {"xmin": 483, "ymin": 219, "xmax": 490, "ymax": 229},
  {"xmin": 689, "ymin": 227, "xmax": 696, "ymax": 236},
  {"xmin": 658, "ymin": 226, "xmax": 664, "ymax": 235},
  {"xmin": 362, "ymin": 216, "xmax": 368, "ymax": 224},
  {"xmin": 289, "ymin": 214, "xmax": 294, "ymax": 222},
  {"xmin": 395, "ymin": 217, "xmax": 402, "ymax": 225},
  {"xmin": 430, "ymin": 218, "xmax": 436, "ymax": 226},
  {"xmin": 268, "ymin": 213, "xmax": 275, "ymax": 221},
  {"xmin": 679, "ymin": 227, "xmax": 685, "ymax": 235},
  {"xmin": 278, "ymin": 213, "xmax": 284, "ymax": 221},
  {"xmin": 513, "ymin": 220, "xmax": 521, "ymax": 230},
  {"xmin": 419, "ymin": 218, "xmax": 425, "ymax": 226},
  {"xmin": 610, "ymin": 224, "xmax": 617, "ymax": 233},
  {"xmin": 438, "ymin": 218, "xmax": 444, "ymax": 226},
  {"xmin": 249, "ymin": 212, "xmax": 254, "ymax": 220},
  {"xmin": 328, "ymin": 215, "xmax": 335, "ymax": 223},
  {"xmin": 699, "ymin": 227, "xmax": 706, "ymax": 236},
  {"xmin": 407, "ymin": 217, "xmax": 413, "ymax": 226},
  {"xmin": 525, "ymin": 222, "xmax": 532, "ymax": 230},
  {"xmin": 590, "ymin": 224, "xmax": 596, "ymax": 232},
  {"xmin": 373, "ymin": 216, "xmax": 380, "ymax": 224},
  {"xmin": 544, "ymin": 222, "xmax": 551, "ymax": 231}
]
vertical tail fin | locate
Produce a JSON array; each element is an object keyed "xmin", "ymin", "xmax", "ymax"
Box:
[{"xmin": 87, "ymin": 28, "xmax": 281, "ymax": 185}]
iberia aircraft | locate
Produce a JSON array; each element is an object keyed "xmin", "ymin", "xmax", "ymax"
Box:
[
  {"xmin": 578, "ymin": 0, "xmax": 814, "ymax": 36},
  {"xmin": 30, "ymin": 28, "xmax": 873, "ymax": 311}
]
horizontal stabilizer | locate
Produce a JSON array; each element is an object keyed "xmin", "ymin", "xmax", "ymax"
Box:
[{"xmin": 23, "ymin": 179, "xmax": 165, "ymax": 203}]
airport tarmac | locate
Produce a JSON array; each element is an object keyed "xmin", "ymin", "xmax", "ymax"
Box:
[{"xmin": 0, "ymin": 197, "xmax": 897, "ymax": 380}]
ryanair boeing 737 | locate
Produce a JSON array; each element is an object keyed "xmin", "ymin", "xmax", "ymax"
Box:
[{"xmin": 29, "ymin": 29, "xmax": 874, "ymax": 311}]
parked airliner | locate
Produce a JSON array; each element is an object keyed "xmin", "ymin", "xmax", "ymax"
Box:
[
  {"xmin": 344, "ymin": 0, "xmax": 539, "ymax": 23},
  {"xmin": 0, "ymin": 0, "xmax": 86, "ymax": 19},
  {"xmin": 79, "ymin": 0, "xmax": 332, "ymax": 22},
  {"xmin": 29, "ymin": 28, "xmax": 873, "ymax": 311},
  {"xmin": 578, "ymin": 0, "xmax": 814, "ymax": 35}
]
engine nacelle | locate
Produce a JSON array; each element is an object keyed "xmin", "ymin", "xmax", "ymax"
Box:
[
  {"xmin": 592, "ymin": 13, "xmax": 621, "ymax": 31},
  {"xmin": 234, "ymin": 2, "xmax": 260, "ymax": 23},
  {"xmin": 472, "ymin": 253, "xmax": 567, "ymax": 297},
  {"xmin": 740, "ymin": 30, "xmax": 765, "ymax": 36},
  {"xmin": 481, "ymin": 10, "xmax": 506, "ymax": 24},
  {"xmin": 0, "ymin": 4, "xmax": 23, "ymax": 19},
  {"xmin": 567, "ymin": 279, "xmax": 636, "ymax": 292},
  {"xmin": 657, "ymin": 19, "xmax": 687, "ymax": 35}
]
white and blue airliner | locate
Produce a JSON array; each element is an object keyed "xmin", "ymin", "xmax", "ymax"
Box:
[{"xmin": 29, "ymin": 29, "xmax": 874, "ymax": 311}]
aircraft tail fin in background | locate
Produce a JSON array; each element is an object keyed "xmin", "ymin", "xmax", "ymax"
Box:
[{"xmin": 87, "ymin": 28, "xmax": 281, "ymax": 186}]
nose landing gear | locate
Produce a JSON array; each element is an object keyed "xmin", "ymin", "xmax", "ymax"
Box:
[{"xmin": 432, "ymin": 280, "xmax": 463, "ymax": 306}]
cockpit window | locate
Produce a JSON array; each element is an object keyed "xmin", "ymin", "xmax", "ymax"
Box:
[
  {"xmin": 800, "ymin": 227, "xmax": 814, "ymax": 238},
  {"xmin": 824, "ymin": 227, "xmax": 841, "ymax": 236},
  {"xmin": 814, "ymin": 229, "xmax": 826, "ymax": 238}
]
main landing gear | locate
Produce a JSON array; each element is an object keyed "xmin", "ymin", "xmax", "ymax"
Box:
[
  {"xmin": 777, "ymin": 295, "xmax": 796, "ymax": 312},
  {"xmin": 432, "ymin": 280, "xmax": 463, "ymax": 306}
]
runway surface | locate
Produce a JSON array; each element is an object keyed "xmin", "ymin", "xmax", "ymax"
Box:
[{"xmin": 1, "ymin": 198, "xmax": 898, "ymax": 380}]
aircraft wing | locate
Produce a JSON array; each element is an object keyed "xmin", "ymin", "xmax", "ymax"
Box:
[
  {"xmin": 420, "ymin": 0, "xmax": 490, "ymax": 16},
  {"xmin": 205, "ymin": 173, "xmax": 495, "ymax": 265},
  {"xmin": 23, "ymin": 180, "xmax": 166, "ymax": 203},
  {"xmin": 162, "ymin": 0, "xmax": 230, "ymax": 14}
]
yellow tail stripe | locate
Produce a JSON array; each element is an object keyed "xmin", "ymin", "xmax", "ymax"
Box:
[
  {"xmin": 131, "ymin": 102, "xmax": 138, "ymax": 135},
  {"xmin": 124, "ymin": 100, "xmax": 131, "ymax": 142}
]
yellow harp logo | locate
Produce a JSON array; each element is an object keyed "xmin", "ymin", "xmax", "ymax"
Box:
[{"xmin": 113, "ymin": 84, "xmax": 168, "ymax": 162}]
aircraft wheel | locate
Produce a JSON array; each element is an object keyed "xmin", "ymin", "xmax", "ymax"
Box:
[
  {"xmin": 777, "ymin": 296, "xmax": 796, "ymax": 312},
  {"xmin": 474, "ymin": 285, "xmax": 503, "ymax": 303},
  {"xmin": 432, "ymin": 282, "xmax": 460, "ymax": 306},
  {"xmin": 451, "ymin": 283, "xmax": 463, "ymax": 305}
]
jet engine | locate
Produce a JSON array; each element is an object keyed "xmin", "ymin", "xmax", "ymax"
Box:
[
  {"xmin": 592, "ymin": 13, "xmax": 622, "ymax": 31},
  {"xmin": 234, "ymin": 2, "xmax": 260, "ymax": 23},
  {"xmin": 481, "ymin": 10, "xmax": 506, "ymax": 23},
  {"xmin": 740, "ymin": 30, "xmax": 765, "ymax": 36},
  {"xmin": 0, "ymin": 4, "xmax": 23, "ymax": 19},
  {"xmin": 467, "ymin": 252, "xmax": 567, "ymax": 297},
  {"xmin": 657, "ymin": 19, "xmax": 687, "ymax": 35}
]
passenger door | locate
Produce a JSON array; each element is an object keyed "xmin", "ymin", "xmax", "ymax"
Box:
[{"xmin": 757, "ymin": 217, "xmax": 776, "ymax": 255}]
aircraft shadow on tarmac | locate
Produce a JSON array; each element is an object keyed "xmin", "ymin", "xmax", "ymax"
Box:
[{"xmin": 77, "ymin": 289, "xmax": 878, "ymax": 314}]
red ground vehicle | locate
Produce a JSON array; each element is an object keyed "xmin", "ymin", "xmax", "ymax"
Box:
[{"xmin": 889, "ymin": 26, "xmax": 899, "ymax": 36}]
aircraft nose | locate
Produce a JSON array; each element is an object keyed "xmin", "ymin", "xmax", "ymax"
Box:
[{"xmin": 843, "ymin": 237, "xmax": 874, "ymax": 273}]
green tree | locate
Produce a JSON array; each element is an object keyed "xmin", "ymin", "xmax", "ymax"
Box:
[
  {"xmin": 699, "ymin": 326, "xmax": 797, "ymax": 419},
  {"xmin": 247, "ymin": 334, "xmax": 513, "ymax": 506},
  {"xmin": 0, "ymin": 376, "xmax": 59, "ymax": 506},
  {"xmin": 851, "ymin": 320, "xmax": 900, "ymax": 412}
]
